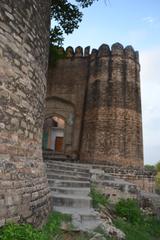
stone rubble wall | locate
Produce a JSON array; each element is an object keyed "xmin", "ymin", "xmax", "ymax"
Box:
[
  {"xmin": 91, "ymin": 164, "xmax": 155, "ymax": 193},
  {"xmin": 107, "ymin": 171, "xmax": 155, "ymax": 193},
  {"xmin": 0, "ymin": 0, "xmax": 51, "ymax": 226}
]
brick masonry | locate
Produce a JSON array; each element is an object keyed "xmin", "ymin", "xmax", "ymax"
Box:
[
  {"xmin": 47, "ymin": 43, "xmax": 143, "ymax": 168},
  {"xmin": 0, "ymin": 0, "xmax": 51, "ymax": 226},
  {"xmin": 47, "ymin": 46, "xmax": 89, "ymax": 158}
]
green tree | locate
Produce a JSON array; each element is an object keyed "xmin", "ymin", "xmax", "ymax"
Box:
[
  {"xmin": 115, "ymin": 199, "xmax": 142, "ymax": 224},
  {"xmin": 156, "ymin": 161, "xmax": 160, "ymax": 172},
  {"xmin": 50, "ymin": 0, "xmax": 98, "ymax": 46},
  {"xmin": 155, "ymin": 161, "xmax": 160, "ymax": 194},
  {"xmin": 144, "ymin": 164, "xmax": 155, "ymax": 172}
]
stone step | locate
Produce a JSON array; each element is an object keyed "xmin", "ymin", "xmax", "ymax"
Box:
[
  {"xmin": 51, "ymin": 187, "xmax": 90, "ymax": 196},
  {"xmin": 46, "ymin": 162, "xmax": 90, "ymax": 174},
  {"xmin": 52, "ymin": 193, "xmax": 91, "ymax": 208},
  {"xmin": 94, "ymin": 179, "xmax": 138, "ymax": 193},
  {"xmin": 95, "ymin": 174, "xmax": 115, "ymax": 181},
  {"xmin": 46, "ymin": 160, "xmax": 91, "ymax": 169},
  {"xmin": 53, "ymin": 207, "xmax": 102, "ymax": 231},
  {"xmin": 45, "ymin": 159, "xmax": 143, "ymax": 175},
  {"xmin": 53, "ymin": 206, "xmax": 100, "ymax": 221},
  {"xmin": 72, "ymin": 219, "xmax": 102, "ymax": 231},
  {"xmin": 44, "ymin": 156, "xmax": 68, "ymax": 161},
  {"xmin": 46, "ymin": 168, "xmax": 90, "ymax": 178},
  {"xmin": 48, "ymin": 179, "xmax": 90, "ymax": 188},
  {"xmin": 43, "ymin": 151, "xmax": 69, "ymax": 162},
  {"xmin": 95, "ymin": 178, "xmax": 135, "ymax": 186},
  {"xmin": 47, "ymin": 173, "xmax": 89, "ymax": 181},
  {"xmin": 43, "ymin": 150, "xmax": 65, "ymax": 156},
  {"xmin": 45, "ymin": 159, "xmax": 116, "ymax": 170}
]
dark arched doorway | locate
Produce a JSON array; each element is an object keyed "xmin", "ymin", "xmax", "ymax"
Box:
[{"xmin": 42, "ymin": 116, "xmax": 65, "ymax": 153}]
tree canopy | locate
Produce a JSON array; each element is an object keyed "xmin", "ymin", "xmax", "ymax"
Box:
[{"xmin": 50, "ymin": 0, "xmax": 98, "ymax": 46}]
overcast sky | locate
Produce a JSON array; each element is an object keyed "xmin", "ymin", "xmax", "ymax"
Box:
[{"xmin": 61, "ymin": 0, "xmax": 160, "ymax": 165}]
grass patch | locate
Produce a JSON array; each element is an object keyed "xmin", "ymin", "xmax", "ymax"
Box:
[
  {"xmin": 113, "ymin": 199, "xmax": 160, "ymax": 240},
  {"xmin": 114, "ymin": 217, "xmax": 160, "ymax": 240},
  {"xmin": 0, "ymin": 223, "xmax": 47, "ymax": 240},
  {"xmin": 115, "ymin": 198, "xmax": 142, "ymax": 224},
  {"xmin": 43, "ymin": 211, "xmax": 71, "ymax": 237},
  {"xmin": 90, "ymin": 185, "xmax": 109, "ymax": 209},
  {"xmin": 0, "ymin": 212, "xmax": 71, "ymax": 240}
]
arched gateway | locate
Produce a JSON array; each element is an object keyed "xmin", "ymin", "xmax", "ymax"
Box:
[
  {"xmin": 44, "ymin": 97, "xmax": 76, "ymax": 158},
  {"xmin": 43, "ymin": 116, "xmax": 65, "ymax": 152}
]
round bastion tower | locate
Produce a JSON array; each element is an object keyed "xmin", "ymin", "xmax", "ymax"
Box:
[
  {"xmin": 0, "ymin": 0, "xmax": 51, "ymax": 226},
  {"xmin": 80, "ymin": 43, "xmax": 143, "ymax": 168}
]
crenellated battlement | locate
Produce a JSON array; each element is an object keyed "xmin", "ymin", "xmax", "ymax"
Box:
[
  {"xmin": 65, "ymin": 46, "xmax": 91, "ymax": 57},
  {"xmin": 58, "ymin": 43, "xmax": 139, "ymax": 63}
]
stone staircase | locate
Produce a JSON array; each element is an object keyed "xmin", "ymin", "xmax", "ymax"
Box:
[
  {"xmin": 44, "ymin": 159, "xmax": 139, "ymax": 230},
  {"xmin": 45, "ymin": 160, "xmax": 101, "ymax": 231}
]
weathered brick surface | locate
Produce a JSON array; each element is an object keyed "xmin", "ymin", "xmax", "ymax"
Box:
[
  {"xmin": 80, "ymin": 43, "xmax": 143, "ymax": 168},
  {"xmin": 47, "ymin": 49, "xmax": 89, "ymax": 158},
  {"xmin": 0, "ymin": 0, "xmax": 51, "ymax": 226}
]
